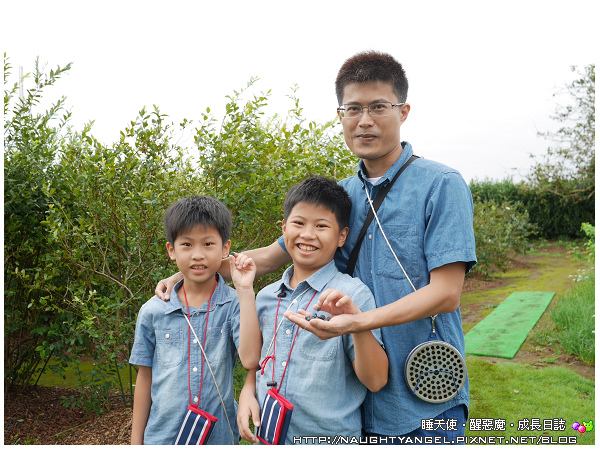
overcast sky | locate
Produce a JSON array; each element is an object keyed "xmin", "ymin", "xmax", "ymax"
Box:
[{"xmin": 3, "ymin": 0, "xmax": 597, "ymax": 183}]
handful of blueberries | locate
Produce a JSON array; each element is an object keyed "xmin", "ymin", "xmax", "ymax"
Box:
[{"xmin": 305, "ymin": 307, "xmax": 331, "ymax": 322}]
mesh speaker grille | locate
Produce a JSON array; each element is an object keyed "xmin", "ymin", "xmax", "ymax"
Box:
[{"xmin": 404, "ymin": 340, "xmax": 466, "ymax": 403}]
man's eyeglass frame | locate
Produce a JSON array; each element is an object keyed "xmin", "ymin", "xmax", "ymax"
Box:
[{"xmin": 337, "ymin": 101, "xmax": 406, "ymax": 119}]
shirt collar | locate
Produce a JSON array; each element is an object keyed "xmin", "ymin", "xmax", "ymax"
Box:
[
  {"xmin": 273, "ymin": 260, "xmax": 340, "ymax": 296},
  {"xmin": 357, "ymin": 141, "xmax": 413, "ymax": 187},
  {"xmin": 164, "ymin": 274, "xmax": 227, "ymax": 315}
]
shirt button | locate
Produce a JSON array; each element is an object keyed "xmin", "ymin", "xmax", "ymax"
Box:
[
  {"xmin": 193, "ymin": 397, "xmax": 198, "ymax": 403},
  {"xmin": 165, "ymin": 333, "xmax": 170, "ymax": 339},
  {"xmin": 285, "ymin": 329, "xmax": 291, "ymax": 335},
  {"xmin": 193, "ymin": 338, "xmax": 198, "ymax": 344},
  {"xmin": 369, "ymin": 234, "xmax": 372, "ymax": 239},
  {"xmin": 282, "ymin": 362, "xmax": 287, "ymax": 367},
  {"xmin": 193, "ymin": 367, "xmax": 198, "ymax": 372}
]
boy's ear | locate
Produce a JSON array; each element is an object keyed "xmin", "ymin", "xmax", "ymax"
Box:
[
  {"xmin": 338, "ymin": 227, "xmax": 349, "ymax": 248},
  {"xmin": 166, "ymin": 242, "xmax": 176, "ymax": 260},
  {"xmin": 281, "ymin": 219, "xmax": 287, "ymax": 234},
  {"xmin": 222, "ymin": 240, "xmax": 232, "ymax": 258}
]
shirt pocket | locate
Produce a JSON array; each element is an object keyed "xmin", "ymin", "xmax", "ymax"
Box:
[
  {"xmin": 156, "ymin": 329, "xmax": 185, "ymax": 368},
  {"xmin": 298, "ymin": 331, "xmax": 339, "ymax": 361},
  {"xmin": 375, "ymin": 224, "xmax": 418, "ymax": 280},
  {"xmin": 205, "ymin": 321, "xmax": 232, "ymax": 364}
]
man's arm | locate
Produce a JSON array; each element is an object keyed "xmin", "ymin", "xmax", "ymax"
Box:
[
  {"xmin": 351, "ymin": 330, "xmax": 388, "ymax": 392},
  {"xmin": 131, "ymin": 365, "xmax": 152, "ymax": 445},
  {"xmin": 286, "ymin": 262, "xmax": 467, "ymax": 339},
  {"xmin": 155, "ymin": 241, "xmax": 291, "ymax": 301}
]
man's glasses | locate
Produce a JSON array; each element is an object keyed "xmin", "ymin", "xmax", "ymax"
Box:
[{"xmin": 337, "ymin": 101, "xmax": 405, "ymax": 119}]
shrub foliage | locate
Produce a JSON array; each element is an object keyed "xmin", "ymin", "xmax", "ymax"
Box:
[{"xmin": 4, "ymin": 56, "xmax": 586, "ymax": 408}]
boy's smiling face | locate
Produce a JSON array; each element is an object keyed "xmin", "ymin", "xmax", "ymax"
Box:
[
  {"xmin": 282, "ymin": 202, "xmax": 348, "ymax": 280},
  {"xmin": 166, "ymin": 225, "xmax": 231, "ymax": 288}
]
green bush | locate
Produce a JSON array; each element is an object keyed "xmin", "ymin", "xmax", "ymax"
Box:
[
  {"xmin": 194, "ymin": 81, "xmax": 356, "ymax": 289},
  {"xmin": 471, "ymin": 199, "xmax": 536, "ymax": 278},
  {"xmin": 4, "ymin": 55, "xmax": 77, "ymax": 393},
  {"xmin": 470, "ymin": 178, "xmax": 594, "ymax": 239},
  {"xmin": 581, "ymin": 223, "xmax": 595, "ymax": 262}
]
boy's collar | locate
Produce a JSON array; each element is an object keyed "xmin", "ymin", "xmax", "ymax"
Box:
[
  {"xmin": 163, "ymin": 275, "xmax": 226, "ymax": 314},
  {"xmin": 275, "ymin": 260, "xmax": 338, "ymax": 295}
]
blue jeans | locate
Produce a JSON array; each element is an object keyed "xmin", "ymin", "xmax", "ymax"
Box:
[{"xmin": 362, "ymin": 405, "xmax": 468, "ymax": 445}]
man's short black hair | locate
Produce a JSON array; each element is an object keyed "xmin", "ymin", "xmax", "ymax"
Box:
[
  {"xmin": 335, "ymin": 51, "xmax": 409, "ymax": 105},
  {"xmin": 283, "ymin": 176, "xmax": 352, "ymax": 230},
  {"xmin": 164, "ymin": 195, "xmax": 232, "ymax": 245}
]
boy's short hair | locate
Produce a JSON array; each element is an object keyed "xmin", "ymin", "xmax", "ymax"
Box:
[
  {"xmin": 335, "ymin": 51, "xmax": 409, "ymax": 105},
  {"xmin": 164, "ymin": 195, "xmax": 232, "ymax": 245},
  {"xmin": 283, "ymin": 176, "xmax": 352, "ymax": 230}
]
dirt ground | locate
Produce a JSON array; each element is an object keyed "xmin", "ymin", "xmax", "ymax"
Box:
[{"xmin": 4, "ymin": 246, "xmax": 594, "ymax": 445}]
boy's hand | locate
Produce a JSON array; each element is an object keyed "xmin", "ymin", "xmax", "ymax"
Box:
[
  {"xmin": 237, "ymin": 382, "xmax": 261, "ymax": 443},
  {"xmin": 229, "ymin": 253, "xmax": 256, "ymax": 291}
]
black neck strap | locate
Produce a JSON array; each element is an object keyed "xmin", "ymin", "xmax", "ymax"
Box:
[{"xmin": 345, "ymin": 154, "xmax": 419, "ymax": 276}]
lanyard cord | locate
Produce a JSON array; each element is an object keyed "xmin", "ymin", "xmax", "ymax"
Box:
[
  {"xmin": 182, "ymin": 280, "xmax": 217, "ymax": 407},
  {"xmin": 181, "ymin": 279, "xmax": 235, "ymax": 445},
  {"xmin": 364, "ymin": 185, "xmax": 416, "ymax": 292},
  {"xmin": 260, "ymin": 287, "xmax": 318, "ymax": 390},
  {"xmin": 364, "ymin": 185, "xmax": 438, "ymax": 328},
  {"xmin": 260, "ymin": 286, "xmax": 310, "ymax": 376}
]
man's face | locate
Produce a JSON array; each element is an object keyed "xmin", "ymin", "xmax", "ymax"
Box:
[{"xmin": 339, "ymin": 81, "xmax": 410, "ymax": 177}]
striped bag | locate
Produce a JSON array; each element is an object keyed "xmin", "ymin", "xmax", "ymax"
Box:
[
  {"xmin": 256, "ymin": 388, "xmax": 294, "ymax": 445},
  {"xmin": 173, "ymin": 405, "xmax": 218, "ymax": 445}
]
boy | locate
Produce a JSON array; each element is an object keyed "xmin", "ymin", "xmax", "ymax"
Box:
[
  {"xmin": 130, "ymin": 195, "xmax": 261, "ymax": 445},
  {"xmin": 237, "ymin": 176, "xmax": 388, "ymax": 444}
]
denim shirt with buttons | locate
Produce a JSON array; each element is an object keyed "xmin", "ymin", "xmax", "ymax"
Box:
[
  {"xmin": 338, "ymin": 142, "xmax": 477, "ymax": 435},
  {"xmin": 129, "ymin": 276, "xmax": 240, "ymax": 445},
  {"xmin": 277, "ymin": 142, "xmax": 476, "ymax": 435},
  {"xmin": 255, "ymin": 260, "xmax": 383, "ymax": 444}
]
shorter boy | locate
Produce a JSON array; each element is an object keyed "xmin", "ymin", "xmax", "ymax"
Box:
[
  {"xmin": 237, "ymin": 176, "xmax": 388, "ymax": 444},
  {"xmin": 130, "ymin": 195, "xmax": 261, "ymax": 445}
]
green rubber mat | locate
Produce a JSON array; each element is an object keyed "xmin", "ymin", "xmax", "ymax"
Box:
[{"xmin": 465, "ymin": 291, "xmax": 555, "ymax": 359}]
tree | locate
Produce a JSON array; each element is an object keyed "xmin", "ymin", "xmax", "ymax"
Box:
[{"xmin": 528, "ymin": 65, "xmax": 595, "ymax": 203}]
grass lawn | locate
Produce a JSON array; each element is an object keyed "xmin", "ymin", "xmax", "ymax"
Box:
[{"xmin": 466, "ymin": 356, "xmax": 595, "ymax": 444}]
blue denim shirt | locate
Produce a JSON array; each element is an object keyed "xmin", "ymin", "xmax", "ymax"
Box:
[
  {"xmin": 130, "ymin": 276, "xmax": 240, "ymax": 445},
  {"xmin": 339, "ymin": 142, "xmax": 477, "ymax": 435},
  {"xmin": 277, "ymin": 142, "xmax": 477, "ymax": 435},
  {"xmin": 255, "ymin": 260, "xmax": 383, "ymax": 444}
]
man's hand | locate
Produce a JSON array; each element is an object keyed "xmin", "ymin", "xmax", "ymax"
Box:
[
  {"xmin": 315, "ymin": 289, "xmax": 362, "ymax": 316},
  {"xmin": 154, "ymin": 272, "xmax": 183, "ymax": 301},
  {"xmin": 284, "ymin": 290, "xmax": 362, "ymax": 340}
]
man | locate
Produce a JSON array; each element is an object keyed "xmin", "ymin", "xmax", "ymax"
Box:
[{"xmin": 157, "ymin": 51, "xmax": 477, "ymax": 443}]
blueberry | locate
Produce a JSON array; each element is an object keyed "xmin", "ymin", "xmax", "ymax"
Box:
[
  {"xmin": 325, "ymin": 316, "xmax": 332, "ymax": 321},
  {"xmin": 305, "ymin": 316, "xmax": 312, "ymax": 321}
]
